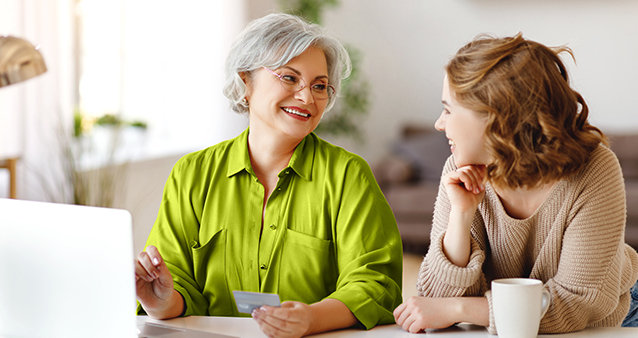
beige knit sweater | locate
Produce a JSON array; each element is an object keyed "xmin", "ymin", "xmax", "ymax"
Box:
[{"xmin": 417, "ymin": 145, "xmax": 638, "ymax": 334}]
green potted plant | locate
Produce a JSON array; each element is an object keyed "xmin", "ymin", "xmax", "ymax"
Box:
[{"xmin": 36, "ymin": 110, "xmax": 147, "ymax": 207}]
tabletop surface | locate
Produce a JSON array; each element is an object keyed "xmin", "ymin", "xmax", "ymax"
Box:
[{"xmin": 137, "ymin": 316, "xmax": 638, "ymax": 338}]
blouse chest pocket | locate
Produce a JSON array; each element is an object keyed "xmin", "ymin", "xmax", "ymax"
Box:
[{"xmin": 279, "ymin": 228, "xmax": 337, "ymax": 304}]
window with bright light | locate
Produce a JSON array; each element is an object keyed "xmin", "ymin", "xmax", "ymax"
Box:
[{"xmin": 75, "ymin": 0, "xmax": 248, "ymax": 160}]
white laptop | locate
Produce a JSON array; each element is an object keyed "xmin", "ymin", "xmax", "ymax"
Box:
[{"xmin": 0, "ymin": 198, "xmax": 235, "ymax": 338}]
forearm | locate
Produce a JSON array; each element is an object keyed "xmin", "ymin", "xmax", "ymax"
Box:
[
  {"xmin": 442, "ymin": 208, "xmax": 475, "ymax": 267},
  {"xmin": 143, "ymin": 290, "xmax": 185, "ymax": 320},
  {"xmin": 454, "ymin": 297, "xmax": 489, "ymax": 326},
  {"xmin": 307, "ymin": 299, "xmax": 357, "ymax": 335}
]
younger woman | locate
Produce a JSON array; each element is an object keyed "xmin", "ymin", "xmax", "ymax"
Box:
[{"xmin": 394, "ymin": 34, "xmax": 638, "ymax": 334}]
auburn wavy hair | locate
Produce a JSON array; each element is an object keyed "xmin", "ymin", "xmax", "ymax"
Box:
[{"xmin": 445, "ymin": 33, "xmax": 607, "ymax": 189}]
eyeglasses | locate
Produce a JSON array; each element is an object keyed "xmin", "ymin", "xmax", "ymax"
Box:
[{"xmin": 262, "ymin": 67, "xmax": 335, "ymax": 100}]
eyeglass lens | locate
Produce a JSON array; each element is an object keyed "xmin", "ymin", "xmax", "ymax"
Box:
[{"xmin": 265, "ymin": 67, "xmax": 334, "ymax": 99}]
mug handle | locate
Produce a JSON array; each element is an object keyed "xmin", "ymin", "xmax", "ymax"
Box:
[{"xmin": 540, "ymin": 289, "xmax": 550, "ymax": 318}]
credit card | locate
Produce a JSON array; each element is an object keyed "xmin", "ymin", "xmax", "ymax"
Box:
[{"xmin": 232, "ymin": 290, "xmax": 281, "ymax": 314}]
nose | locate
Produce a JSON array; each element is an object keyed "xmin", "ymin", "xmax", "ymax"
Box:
[
  {"xmin": 434, "ymin": 112, "xmax": 446, "ymax": 131},
  {"xmin": 294, "ymin": 85, "xmax": 315, "ymax": 105}
]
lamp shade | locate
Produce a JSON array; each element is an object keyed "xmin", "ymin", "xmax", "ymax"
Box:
[{"xmin": 0, "ymin": 35, "xmax": 47, "ymax": 88}]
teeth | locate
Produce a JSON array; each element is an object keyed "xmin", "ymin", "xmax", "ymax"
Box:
[
  {"xmin": 283, "ymin": 107, "xmax": 309, "ymax": 117},
  {"xmin": 448, "ymin": 139, "xmax": 455, "ymax": 146}
]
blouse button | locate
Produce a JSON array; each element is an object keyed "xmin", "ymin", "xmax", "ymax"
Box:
[
  {"xmin": 260, "ymin": 264, "xmax": 267, "ymax": 270},
  {"xmin": 270, "ymin": 224, "xmax": 277, "ymax": 230}
]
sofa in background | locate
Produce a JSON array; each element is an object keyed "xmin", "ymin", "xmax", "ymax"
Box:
[{"xmin": 373, "ymin": 126, "xmax": 638, "ymax": 254}]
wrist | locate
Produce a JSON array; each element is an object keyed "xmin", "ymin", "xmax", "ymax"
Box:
[
  {"xmin": 306, "ymin": 299, "xmax": 356, "ymax": 335},
  {"xmin": 147, "ymin": 290, "xmax": 183, "ymax": 319},
  {"xmin": 449, "ymin": 207, "xmax": 477, "ymax": 221},
  {"xmin": 452, "ymin": 297, "xmax": 489, "ymax": 326},
  {"xmin": 447, "ymin": 297, "xmax": 465, "ymax": 323},
  {"xmin": 305, "ymin": 303, "xmax": 319, "ymax": 336}
]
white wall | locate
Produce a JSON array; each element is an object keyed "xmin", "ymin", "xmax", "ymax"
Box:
[{"xmin": 250, "ymin": 0, "xmax": 638, "ymax": 164}]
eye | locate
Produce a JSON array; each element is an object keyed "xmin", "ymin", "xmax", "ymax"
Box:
[
  {"xmin": 443, "ymin": 107, "xmax": 451, "ymax": 115},
  {"xmin": 281, "ymin": 74, "xmax": 299, "ymax": 85},
  {"xmin": 311, "ymin": 83, "xmax": 327, "ymax": 92}
]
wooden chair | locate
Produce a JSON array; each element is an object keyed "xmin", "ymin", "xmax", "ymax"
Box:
[{"xmin": 0, "ymin": 157, "xmax": 18, "ymax": 199}]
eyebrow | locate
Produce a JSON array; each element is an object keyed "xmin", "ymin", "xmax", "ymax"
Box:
[
  {"xmin": 441, "ymin": 100, "xmax": 450, "ymax": 106},
  {"xmin": 281, "ymin": 66, "xmax": 329, "ymax": 81}
]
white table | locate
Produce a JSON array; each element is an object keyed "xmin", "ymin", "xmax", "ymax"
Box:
[{"xmin": 137, "ymin": 316, "xmax": 638, "ymax": 338}]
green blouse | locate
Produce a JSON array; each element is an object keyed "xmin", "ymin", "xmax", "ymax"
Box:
[{"xmin": 137, "ymin": 128, "xmax": 403, "ymax": 329}]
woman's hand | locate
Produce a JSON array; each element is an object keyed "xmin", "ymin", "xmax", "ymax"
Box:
[
  {"xmin": 442, "ymin": 165, "xmax": 487, "ymax": 267},
  {"xmin": 135, "ymin": 245, "xmax": 183, "ymax": 319},
  {"xmin": 443, "ymin": 164, "xmax": 487, "ymax": 213},
  {"xmin": 393, "ymin": 296, "xmax": 488, "ymax": 333},
  {"xmin": 393, "ymin": 297, "xmax": 460, "ymax": 333},
  {"xmin": 252, "ymin": 301, "xmax": 313, "ymax": 338}
]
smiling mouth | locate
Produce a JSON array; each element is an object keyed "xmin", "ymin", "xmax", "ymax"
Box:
[{"xmin": 282, "ymin": 107, "xmax": 310, "ymax": 118}]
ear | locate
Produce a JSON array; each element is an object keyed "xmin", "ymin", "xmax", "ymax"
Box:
[{"xmin": 239, "ymin": 71, "xmax": 252, "ymax": 98}]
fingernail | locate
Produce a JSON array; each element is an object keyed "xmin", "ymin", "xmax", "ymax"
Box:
[
  {"xmin": 260, "ymin": 306, "xmax": 267, "ymax": 312},
  {"xmin": 252, "ymin": 310, "xmax": 259, "ymax": 319},
  {"xmin": 153, "ymin": 258, "xmax": 159, "ymax": 265}
]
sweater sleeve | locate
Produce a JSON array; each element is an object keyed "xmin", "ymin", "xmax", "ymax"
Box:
[
  {"xmin": 416, "ymin": 155, "xmax": 488, "ymax": 298},
  {"xmin": 534, "ymin": 147, "xmax": 638, "ymax": 333}
]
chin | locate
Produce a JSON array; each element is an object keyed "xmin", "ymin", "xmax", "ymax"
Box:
[
  {"xmin": 282, "ymin": 127, "xmax": 313, "ymax": 140},
  {"xmin": 452, "ymin": 155, "xmax": 464, "ymax": 168},
  {"xmin": 452, "ymin": 155, "xmax": 472, "ymax": 169}
]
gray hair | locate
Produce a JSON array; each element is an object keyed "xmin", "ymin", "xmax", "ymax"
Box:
[{"xmin": 223, "ymin": 13, "xmax": 351, "ymax": 114}]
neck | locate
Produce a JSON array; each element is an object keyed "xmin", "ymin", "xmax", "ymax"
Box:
[
  {"xmin": 247, "ymin": 124, "xmax": 302, "ymax": 178},
  {"xmin": 493, "ymin": 181, "xmax": 558, "ymax": 220}
]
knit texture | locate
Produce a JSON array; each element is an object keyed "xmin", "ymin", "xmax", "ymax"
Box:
[{"xmin": 416, "ymin": 145, "xmax": 638, "ymax": 334}]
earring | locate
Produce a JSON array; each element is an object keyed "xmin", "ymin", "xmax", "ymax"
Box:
[{"xmin": 241, "ymin": 98, "xmax": 249, "ymax": 107}]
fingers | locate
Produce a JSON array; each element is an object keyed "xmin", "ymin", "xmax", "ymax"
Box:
[
  {"xmin": 394, "ymin": 299, "xmax": 416, "ymax": 331},
  {"xmin": 456, "ymin": 167, "xmax": 481, "ymax": 193},
  {"xmin": 145, "ymin": 245, "xmax": 163, "ymax": 266},
  {"xmin": 394, "ymin": 303, "xmax": 412, "ymax": 328},
  {"xmin": 145, "ymin": 245, "xmax": 173, "ymax": 284},
  {"xmin": 408, "ymin": 320, "xmax": 426, "ymax": 334},
  {"xmin": 253, "ymin": 307, "xmax": 294, "ymax": 338},
  {"xmin": 393, "ymin": 302, "xmax": 406, "ymax": 322},
  {"xmin": 394, "ymin": 297, "xmax": 428, "ymax": 334},
  {"xmin": 253, "ymin": 303, "xmax": 307, "ymax": 338},
  {"xmin": 397, "ymin": 306, "xmax": 418, "ymax": 333},
  {"xmin": 135, "ymin": 252, "xmax": 156, "ymax": 283},
  {"xmin": 135, "ymin": 245, "xmax": 164, "ymax": 283},
  {"xmin": 452, "ymin": 165, "xmax": 486, "ymax": 194}
]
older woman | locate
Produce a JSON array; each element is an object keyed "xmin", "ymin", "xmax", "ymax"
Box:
[
  {"xmin": 394, "ymin": 34, "xmax": 638, "ymax": 334},
  {"xmin": 134, "ymin": 13, "xmax": 403, "ymax": 338}
]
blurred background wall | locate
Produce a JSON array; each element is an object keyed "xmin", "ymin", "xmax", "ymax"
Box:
[
  {"xmin": 2, "ymin": 0, "xmax": 638, "ymax": 253},
  {"xmin": 250, "ymin": 0, "xmax": 638, "ymax": 164}
]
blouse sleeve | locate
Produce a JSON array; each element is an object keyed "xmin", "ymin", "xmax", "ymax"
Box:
[
  {"xmin": 136, "ymin": 155, "xmax": 211, "ymax": 316},
  {"xmin": 325, "ymin": 154, "xmax": 404, "ymax": 330},
  {"xmin": 416, "ymin": 155, "xmax": 488, "ymax": 298}
]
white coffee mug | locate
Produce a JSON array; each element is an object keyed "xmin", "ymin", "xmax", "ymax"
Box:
[{"xmin": 491, "ymin": 278, "xmax": 550, "ymax": 338}]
